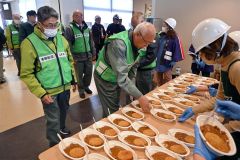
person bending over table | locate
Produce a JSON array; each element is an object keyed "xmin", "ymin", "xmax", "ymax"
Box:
[{"xmin": 94, "ymin": 22, "xmax": 156, "ymax": 117}]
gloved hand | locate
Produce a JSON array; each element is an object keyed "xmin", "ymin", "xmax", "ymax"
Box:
[
  {"xmin": 185, "ymin": 85, "xmax": 197, "ymax": 94},
  {"xmin": 194, "ymin": 124, "xmax": 217, "ymax": 160},
  {"xmin": 215, "ymin": 100, "xmax": 240, "ymax": 120},
  {"xmin": 169, "ymin": 61, "xmax": 176, "ymax": 68},
  {"xmin": 195, "ymin": 59, "xmax": 201, "ymax": 68},
  {"xmin": 199, "ymin": 61, "xmax": 206, "ymax": 69},
  {"xmin": 195, "ymin": 59, "xmax": 205, "ymax": 69},
  {"xmin": 208, "ymin": 86, "xmax": 217, "ymax": 97},
  {"xmin": 178, "ymin": 107, "xmax": 194, "ymax": 122}
]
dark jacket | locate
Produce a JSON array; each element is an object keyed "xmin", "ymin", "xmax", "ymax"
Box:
[
  {"xmin": 91, "ymin": 23, "xmax": 106, "ymax": 46},
  {"xmin": 106, "ymin": 23, "xmax": 126, "ymax": 37},
  {"xmin": 155, "ymin": 32, "xmax": 184, "ymax": 72},
  {"xmin": 19, "ymin": 22, "xmax": 35, "ymax": 44},
  {"xmin": 138, "ymin": 41, "xmax": 157, "ymax": 71},
  {"xmin": 0, "ymin": 27, "xmax": 6, "ymax": 51}
]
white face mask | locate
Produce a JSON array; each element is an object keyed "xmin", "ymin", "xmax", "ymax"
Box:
[
  {"xmin": 200, "ymin": 52, "xmax": 216, "ymax": 65},
  {"xmin": 44, "ymin": 28, "xmax": 58, "ymax": 38},
  {"xmin": 14, "ymin": 20, "xmax": 20, "ymax": 24},
  {"xmin": 162, "ymin": 26, "xmax": 168, "ymax": 33}
]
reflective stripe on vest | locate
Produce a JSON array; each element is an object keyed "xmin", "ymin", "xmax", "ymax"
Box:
[
  {"xmin": 28, "ymin": 33, "xmax": 72, "ymax": 89},
  {"xmin": 70, "ymin": 24, "xmax": 91, "ymax": 53},
  {"xmin": 9, "ymin": 24, "xmax": 20, "ymax": 48},
  {"xmin": 138, "ymin": 49, "xmax": 156, "ymax": 69},
  {"xmin": 95, "ymin": 30, "xmax": 139, "ymax": 83}
]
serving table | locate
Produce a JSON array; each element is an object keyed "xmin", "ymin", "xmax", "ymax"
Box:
[{"xmin": 39, "ymin": 74, "xmax": 207, "ymax": 160}]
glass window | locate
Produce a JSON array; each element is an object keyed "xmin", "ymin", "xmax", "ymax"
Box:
[
  {"xmin": 19, "ymin": 0, "xmax": 37, "ymax": 22},
  {"xmin": 84, "ymin": 10, "xmax": 112, "ymax": 29},
  {"xmin": 84, "ymin": 0, "xmax": 111, "ymax": 9},
  {"xmin": 83, "ymin": 0, "xmax": 133, "ymax": 30},
  {"xmin": 112, "ymin": 12, "xmax": 132, "ymax": 29},
  {"xmin": 112, "ymin": 0, "xmax": 133, "ymax": 11}
]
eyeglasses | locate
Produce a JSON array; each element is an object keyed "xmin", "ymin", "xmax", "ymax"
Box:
[
  {"xmin": 41, "ymin": 22, "xmax": 60, "ymax": 29},
  {"xmin": 139, "ymin": 32, "xmax": 153, "ymax": 45}
]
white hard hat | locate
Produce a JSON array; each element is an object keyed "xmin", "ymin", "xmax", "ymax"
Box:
[
  {"xmin": 165, "ymin": 18, "xmax": 176, "ymax": 29},
  {"xmin": 192, "ymin": 18, "xmax": 231, "ymax": 53},
  {"xmin": 229, "ymin": 31, "xmax": 240, "ymax": 50}
]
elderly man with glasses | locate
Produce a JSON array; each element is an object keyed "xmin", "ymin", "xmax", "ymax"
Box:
[
  {"xmin": 20, "ymin": 6, "xmax": 77, "ymax": 147},
  {"xmin": 94, "ymin": 22, "xmax": 156, "ymax": 117}
]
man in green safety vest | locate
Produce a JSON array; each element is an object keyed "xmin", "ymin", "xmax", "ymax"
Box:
[
  {"xmin": 20, "ymin": 6, "xmax": 77, "ymax": 147},
  {"xmin": 6, "ymin": 14, "xmax": 21, "ymax": 76},
  {"xmin": 65, "ymin": 10, "xmax": 96, "ymax": 99},
  {"xmin": 94, "ymin": 22, "xmax": 156, "ymax": 117}
]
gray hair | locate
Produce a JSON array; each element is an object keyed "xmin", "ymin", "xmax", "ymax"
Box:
[
  {"xmin": 134, "ymin": 22, "xmax": 156, "ymax": 36},
  {"xmin": 37, "ymin": 6, "xmax": 58, "ymax": 23},
  {"xmin": 12, "ymin": 14, "xmax": 21, "ymax": 20}
]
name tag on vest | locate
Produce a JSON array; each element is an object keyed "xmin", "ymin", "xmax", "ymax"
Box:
[
  {"xmin": 75, "ymin": 34, "xmax": 83, "ymax": 38},
  {"xmin": 39, "ymin": 54, "xmax": 56, "ymax": 63},
  {"xmin": 84, "ymin": 33, "xmax": 89, "ymax": 37},
  {"xmin": 12, "ymin": 31, "xmax": 18, "ymax": 34},
  {"xmin": 96, "ymin": 61, "xmax": 107, "ymax": 74},
  {"xmin": 58, "ymin": 52, "xmax": 67, "ymax": 58},
  {"xmin": 75, "ymin": 33, "xmax": 89, "ymax": 39}
]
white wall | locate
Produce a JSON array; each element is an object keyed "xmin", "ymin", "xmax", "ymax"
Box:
[
  {"xmin": 35, "ymin": 0, "xmax": 59, "ymax": 15},
  {"xmin": 59, "ymin": 0, "xmax": 83, "ymax": 25},
  {"xmin": 133, "ymin": 0, "xmax": 151, "ymax": 13},
  {"xmin": 10, "ymin": 0, "xmax": 60, "ymax": 20},
  {"xmin": 15, "ymin": 0, "xmax": 84, "ymax": 26},
  {"xmin": 152, "ymin": 0, "xmax": 240, "ymax": 73},
  {"xmin": 10, "ymin": 0, "xmax": 20, "ymax": 14},
  {"xmin": 35, "ymin": 0, "xmax": 83, "ymax": 25}
]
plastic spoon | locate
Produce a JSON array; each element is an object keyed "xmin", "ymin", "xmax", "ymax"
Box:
[{"xmin": 57, "ymin": 133, "xmax": 67, "ymax": 148}]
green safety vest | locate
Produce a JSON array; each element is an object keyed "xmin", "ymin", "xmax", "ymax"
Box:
[
  {"xmin": 28, "ymin": 33, "xmax": 72, "ymax": 89},
  {"xmin": 9, "ymin": 24, "xmax": 20, "ymax": 48},
  {"xmin": 58, "ymin": 23, "xmax": 64, "ymax": 35},
  {"xmin": 138, "ymin": 49, "xmax": 156, "ymax": 69},
  {"xmin": 95, "ymin": 30, "xmax": 140, "ymax": 83},
  {"xmin": 70, "ymin": 23, "xmax": 91, "ymax": 53}
]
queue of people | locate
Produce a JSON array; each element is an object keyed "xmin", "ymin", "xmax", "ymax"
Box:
[{"xmin": 1, "ymin": 5, "xmax": 240, "ymax": 159}]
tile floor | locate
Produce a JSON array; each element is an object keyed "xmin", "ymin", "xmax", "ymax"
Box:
[{"xmin": 0, "ymin": 52, "xmax": 98, "ymax": 132}]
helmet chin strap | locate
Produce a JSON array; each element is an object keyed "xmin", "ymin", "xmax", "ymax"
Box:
[
  {"xmin": 216, "ymin": 33, "xmax": 228, "ymax": 57},
  {"xmin": 205, "ymin": 33, "xmax": 228, "ymax": 59}
]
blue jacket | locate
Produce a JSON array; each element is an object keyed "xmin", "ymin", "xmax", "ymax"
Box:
[{"xmin": 155, "ymin": 32, "xmax": 184, "ymax": 72}]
